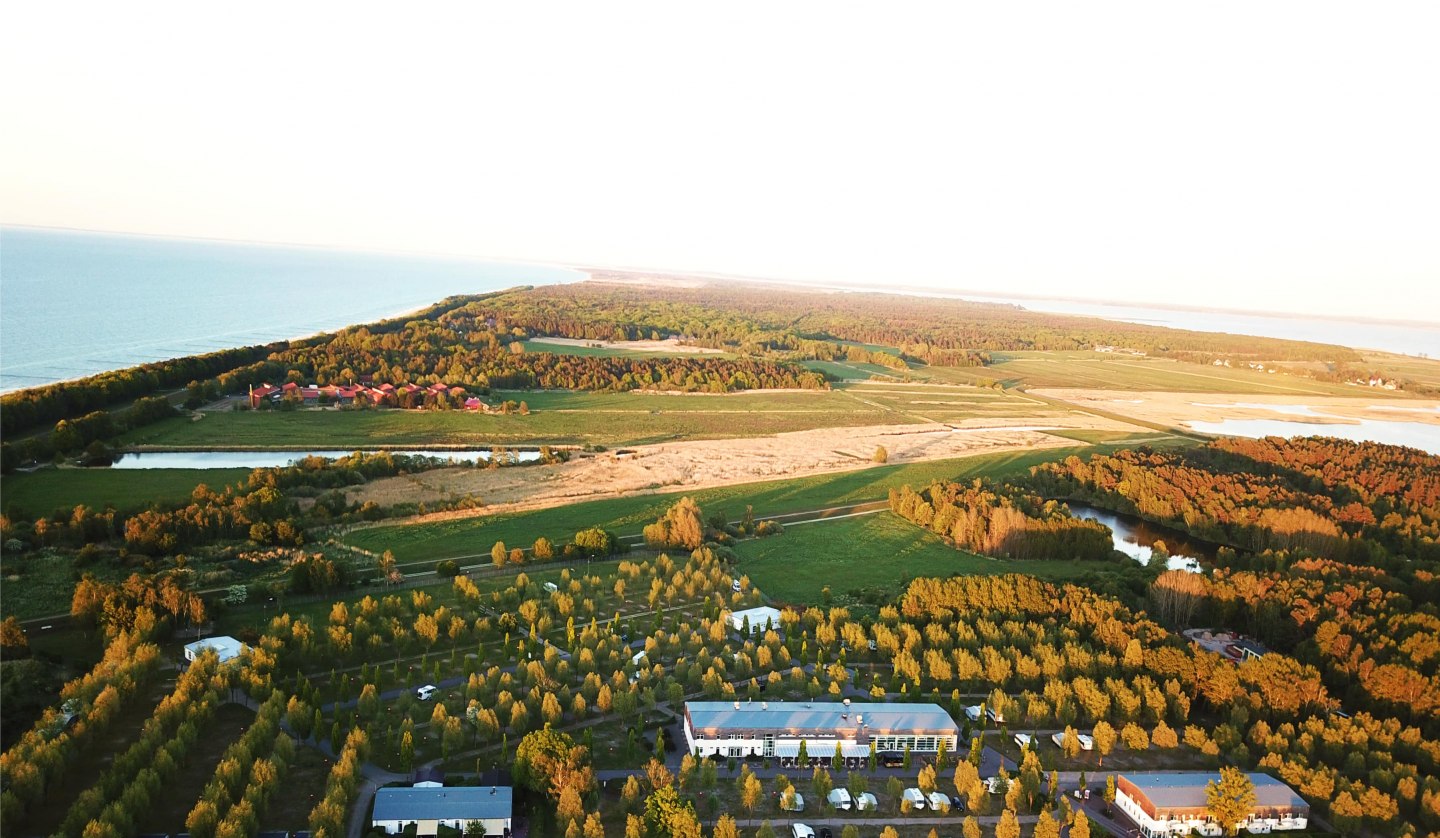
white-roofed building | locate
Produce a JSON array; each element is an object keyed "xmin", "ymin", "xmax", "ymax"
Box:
[
  {"xmin": 1116, "ymin": 773, "xmax": 1309, "ymax": 837},
  {"xmin": 683, "ymin": 699, "xmax": 959, "ymax": 759},
  {"xmin": 184, "ymin": 635, "xmax": 246, "ymax": 665},
  {"xmin": 371, "ymin": 786, "xmax": 512, "ymax": 836},
  {"xmin": 727, "ymin": 606, "xmax": 782, "ymax": 634}
]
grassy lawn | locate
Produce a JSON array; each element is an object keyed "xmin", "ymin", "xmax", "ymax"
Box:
[
  {"xmin": 0, "ymin": 467, "xmax": 251, "ymax": 516},
  {"xmin": 117, "ymin": 389, "xmax": 908, "ymax": 449},
  {"xmin": 522, "ymin": 340, "xmax": 737, "ymax": 359},
  {"xmin": 733, "ymin": 511, "xmax": 1108, "ymax": 607},
  {"xmin": 341, "ymin": 446, "xmax": 1124, "ymax": 563},
  {"xmin": 915, "ymin": 351, "xmax": 1377, "ymax": 395}
]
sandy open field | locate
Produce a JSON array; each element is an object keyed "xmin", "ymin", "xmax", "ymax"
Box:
[
  {"xmin": 344, "ymin": 416, "xmax": 1138, "ymax": 520},
  {"xmin": 527, "ymin": 336, "xmax": 725, "ymax": 354},
  {"xmin": 1033, "ymin": 389, "xmax": 1440, "ymax": 428}
]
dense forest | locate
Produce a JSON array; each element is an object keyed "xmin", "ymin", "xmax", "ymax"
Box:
[
  {"xmin": 480, "ymin": 278, "xmax": 1362, "ymax": 365},
  {"xmin": 888, "ymin": 479, "xmax": 1116, "ymax": 562},
  {"xmin": 1028, "ymin": 437, "xmax": 1440, "ymax": 567}
]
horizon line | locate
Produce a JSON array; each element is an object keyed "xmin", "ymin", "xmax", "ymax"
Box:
[{"xmin": 5, "ymin": 222, "xmax": 1438, "ymax": 331}]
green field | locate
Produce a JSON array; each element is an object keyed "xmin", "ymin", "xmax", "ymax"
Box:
[
  {"xmin": 341, "ymin": 442, "xmax": 1192, "ymax": 562},
  {"xmin": 118, "ymin": 389, "xmax": 910, "ymax": 449},
  {"xmin": 920, "ymin": 351, "xmax": 1391, "ymax": 395},
  {"xmin": 1, "ymin": 468, "xmax": 251, "ymax": 516},
  {"xmin": 733, "ymin": 511, "xmax": 1108, "ymax": 606}
]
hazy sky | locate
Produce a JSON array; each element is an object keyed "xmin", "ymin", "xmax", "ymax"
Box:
[{"xmin": 3, "ymin": 1, "xmax": 1438, "ymax": 321}]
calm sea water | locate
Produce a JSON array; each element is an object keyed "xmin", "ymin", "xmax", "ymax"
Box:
[{"xmin": 0, "ymin": 227, "xmax": 583, "ymax": 393}]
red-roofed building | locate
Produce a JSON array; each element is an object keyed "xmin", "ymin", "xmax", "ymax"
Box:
[
  {"xmin": 464, "ymin": 397, "xmax": 485, "ymax": 411},
  {"xmin": 427, "ymin": 382, "xmax": 449, "ymax": 394},
  {"xmin": 249, "ymin": 384, "xmax": 281, "ymax": 409}
]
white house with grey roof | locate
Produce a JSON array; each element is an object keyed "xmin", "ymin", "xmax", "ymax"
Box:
[
  {"xmin": 371, "ymin": 785, "xmax": 512, "ymax": 836},
  {"xmin": 1116, "ymin": 773, "xmax": 1308, "ymax": 837},
  {"xmin": 683, "ymin": 699, "xmax": 959, "ymax": 759}
]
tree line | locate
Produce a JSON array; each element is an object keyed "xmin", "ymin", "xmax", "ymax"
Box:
[{"xmin": 888, "ymin": 479, "xmax": 1115, "ymax": 561}]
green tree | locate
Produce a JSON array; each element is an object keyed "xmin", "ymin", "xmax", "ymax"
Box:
[
  {"xmin": 642, "ymin": 786, "xmax": 701, "ymax": 838},
  {"xmin": 1206, "ymin": 767, "xmax": 1258, "ymax": 836}
]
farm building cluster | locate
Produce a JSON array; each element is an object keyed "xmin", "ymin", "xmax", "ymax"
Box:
[{"xmin": 248, "ymin": 380, "xmax": 491, "ymax": 411}]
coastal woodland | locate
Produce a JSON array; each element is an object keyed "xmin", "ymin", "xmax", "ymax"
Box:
[
  {"xmin": 1, "ymin": 280, "xmax": 1391, "ymax": 471},
  {"xmin": 2, "ymin": 282, "xmax": 1440, "ymax": 837}
]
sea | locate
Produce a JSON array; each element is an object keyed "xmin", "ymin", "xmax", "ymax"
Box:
[{"xmin": 0, "ymin": 227, "xmax": 584, "ymax": 393}]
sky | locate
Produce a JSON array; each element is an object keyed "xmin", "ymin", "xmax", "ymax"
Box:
[{"xmin": 2, "ymin": 1, "xmax": 1438, "ymax": 322}]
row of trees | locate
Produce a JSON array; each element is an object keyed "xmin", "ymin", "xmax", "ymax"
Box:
[
  {"xmin": 184, "ymin": 692, "xmax": 294, "ymax": 838},
  {"xmin": 58, "ymin": 652, "xmax": 225, "ymax": 837},
  {"xmin": 0, "ymin": 632, "xmax": 163, "ymax": 831}
]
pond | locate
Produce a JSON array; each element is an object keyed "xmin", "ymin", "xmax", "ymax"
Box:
[
  {"xmin": 1185, "ymin": 403, "xmax": 1440, "ymax": 454},
  {"xmin": 1065, "ymin": 501, "xmax": 1216, "ymax": 573},
  {"xmin": 109, "ymin": 450, "xmax": 541, "ymax": 469}
]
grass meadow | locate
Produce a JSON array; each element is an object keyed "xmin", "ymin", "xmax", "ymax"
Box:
[
  {"xmin": 732, "ymin": 510, "xmax": 1109, "ymax": 607},
  {"xmin": 340, "ymin": 441, "xmax": 1193, "ymax": 563},
  {"xmin": 1, "ymin": 468, "xmax": 251, "ymax": 516}
]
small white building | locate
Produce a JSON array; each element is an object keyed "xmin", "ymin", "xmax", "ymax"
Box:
[
  {"xmin": 184, "ymin": 636, "xmax": 245, "ymax": 665},
  {"xmin": 727, "ymin": 606, "xmax": 782, "ymax": 635},
  {"xmin": 1116, "ymin": 773, "xmax": 1308, "ymax": 838},
  {"xmin": 371, "ymin": 786, "xmax": 513, "ymax": 837},
  {"xmin": 683, "ymin": 699, "xmax": 959, "ymax": 760}
]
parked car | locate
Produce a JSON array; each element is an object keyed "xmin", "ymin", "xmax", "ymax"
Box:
[
  {"xmin": 902, "ymin": 788, "xmax": 927, "ymax": 810},
  {"xmin": 1014, "ymin": 733, "xmax": 1033, "ymax": 749},
  {"xmin": 827, "ymin": 788, "xmax": 853, "ymax": 810},
  {"xmin": 415, "ymin": 684, "xmax": 437, "ymax": 701},
  {"xmin": 791, "ymin": 826, "xmax": 814, "ymax": 838},
  {"xmin": 856, "ymin": 792, "xmax": 878, "ymax": 811},
  {"xmin": 927, "ymin": 791, "xmax": 953, "ymax": 812},
  {"xmin": 781, "ymin": 791, "xmax": 806, "ymax": 812}
]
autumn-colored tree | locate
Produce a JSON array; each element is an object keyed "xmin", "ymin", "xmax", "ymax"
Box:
[
  {"xmin": 712, "ymin": 815, "xmax": 738, "ymax": 838},
  {"xmin": 1034, "ymin": 809, "xmax": 1060, "ymax": 838},
  {"xmin": 1071, "ymin": 810, "xmax": 1091, "ymax": 838},
  {"xmin": 492, "ymin": 541, "xmax": 507, "ymax": 567},
  {"xmin": 642, "ymin": 497, "xmax": 706, "ymax": 550},
  {"xmin": 996, "ymin": 810, "xmax": 1021, "ymax": 838},
  {"xmin": 874, "ymin": 446, "xmax": 889, "ymax": 464},
  {"xmin": 642, "ymin": 785, "xmax": 702, "ymax": 838},
  {"xmin": 1206, "ymin": 768, "xmax": 1257, "ymax": 836},
  {"xmin": 1091, "ymin": 721, "xmax": 1116, "ymax": 767}
]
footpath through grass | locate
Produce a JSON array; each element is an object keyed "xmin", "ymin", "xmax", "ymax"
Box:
[{"xmin": 343, "ymin": 441, "xmax": 1192, "ymax": 563}]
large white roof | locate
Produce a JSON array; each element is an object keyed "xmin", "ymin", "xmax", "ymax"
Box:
[{"xmin": 687, "ymin": 700, "xmax": 958, "ymax": 736}]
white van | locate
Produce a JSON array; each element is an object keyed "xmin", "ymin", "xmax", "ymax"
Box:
[
  {"xmin": 781, "ymin": 791, "xmax": 805, "ymax": 812},
  {"xmin": 791, "ymin": 826, "xmax": 815, "ymax": 838},
  {"xmin": 902, "ymin": 787, "xmax": 927, "ymax": 810},
  {"xmin": 543, "ymin": 581, "xmax": 559, "ymax": 593},
  {"xmin": 416, "ymin": 684, "xmax": 437, "ymax": 701},
  {"xmin": 827, "ymin": 788, "xmax": 853, "ymax": 810}
]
